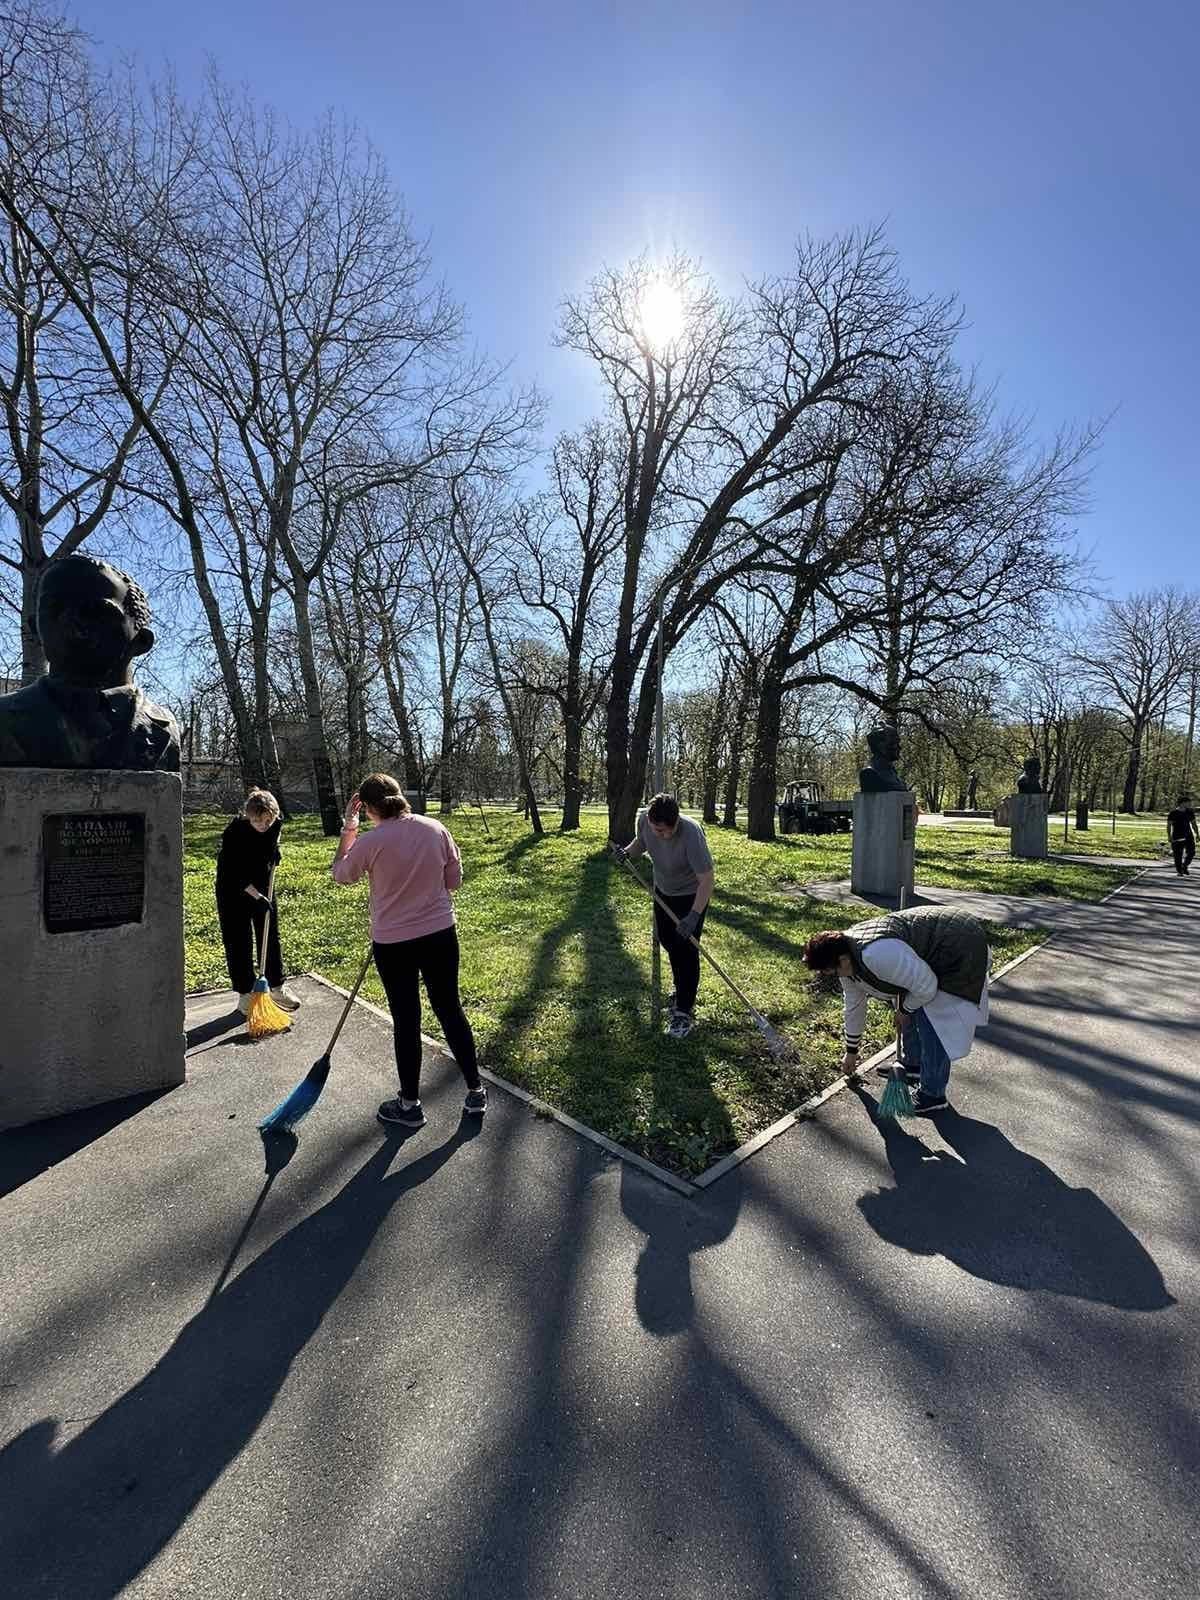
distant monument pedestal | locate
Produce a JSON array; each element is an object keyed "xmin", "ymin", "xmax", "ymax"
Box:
[
  {"xmin": 0, "ymin": 769, "xmax": 185, "ymax": 1132},
  {"xmin": 1009, "ymin": 792, "xmax": 1048, "ymax": 860},
  {"xmin": 852, "ymin": 789, "xmax": 917, "ymax": 902}
]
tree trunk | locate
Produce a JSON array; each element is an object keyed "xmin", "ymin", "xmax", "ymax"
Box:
[
  {"xmin": 746, "ymin": 668, "xmax": 784, "ymax": 841},
  {"xmin": 721, "ymin": 671, "xmax": 755, "ymax": 827},
  {"xmin": 560, "ymin": 704, "xmax": 583, "ymax": 832},
  {"xmin": 702, "ymin": 767, "xmax": 719, "ymax": 823},
  {"xmin": 439, "ymin": 690, "xmax": 455, "ymax": 815},
  {"xmin": 289, "ymin": 573, "xmax": 342, "ymax": 835},
  {"xmin": 18, "ymin": 525, "xmax": 47, "ymax": 684},
  {"xmin": 1121, "ymin": 720, "xmax": 1145, "ymax": 814}
]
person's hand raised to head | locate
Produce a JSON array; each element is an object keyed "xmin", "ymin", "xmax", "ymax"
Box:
[{"xmin": 343, "ymin": 792, "xmax": 361, "ymax": 830}]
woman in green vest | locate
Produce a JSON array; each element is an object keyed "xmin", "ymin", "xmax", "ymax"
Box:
[{"xmin": 803, "ymin": 906, "xmax": 991, "ymax": 1115}]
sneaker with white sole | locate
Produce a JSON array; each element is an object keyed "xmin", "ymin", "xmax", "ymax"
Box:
[
  {"xmin": 464, "ymin": 1087, "xmax": 488, "ymax": 1116},
  {"xmin": 237, "ymin": 993, "xmax": 253, "ymax": 1016},
  {"xmin": 910, "ymin": 1090, "xmax": 949, "ymax": 1116},
  {"xmin": 667, "ymin": 1010, "xmax": 695, "ymax": 1040},
  {"xmin": 270, "ymin": 986, "xmax": 301, "ymax": 1012},
  {"xmin": 377, "ymin": 1098, "xmax": 426, "ymax": 1129}
]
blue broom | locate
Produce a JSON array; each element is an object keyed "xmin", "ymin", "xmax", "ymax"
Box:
[
  {"xmin": 258, "ymin": 946, "xmax": 373, "ymax": 1133},
  {"xmin": 877, "ymin": 1002, "xmax": 915, "ymax": 1119}
]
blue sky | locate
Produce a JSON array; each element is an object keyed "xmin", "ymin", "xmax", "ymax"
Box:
[{"xmin": 72, "ymin": 0, "xmax": 1197, "ymax": 595}]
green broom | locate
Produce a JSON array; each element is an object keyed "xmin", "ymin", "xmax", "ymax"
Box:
[{"xmin": 877, "ymin": 1002, "xmax": 915, "ymax": 1119}]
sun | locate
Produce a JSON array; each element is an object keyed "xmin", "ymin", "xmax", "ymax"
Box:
[{"xmin": 637, "ymin": 279, "xmax": 686, "ymax": 350}]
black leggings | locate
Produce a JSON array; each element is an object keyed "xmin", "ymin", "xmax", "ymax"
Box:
[
  {"xmin": 218, "ymin": 892, "xmax": 284, "ymax": 993},
  {"xmin": 372, "ymin": 925, "xmax": 480, "ymax": 1101},
  {"xmin": 653, "ymin": 891, "xmax": 708, "ymax": 1014}
]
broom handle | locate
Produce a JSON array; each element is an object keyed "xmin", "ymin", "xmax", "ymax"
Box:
[
  {"xmin": 255, "ymin": 864, "xmax": 278, "ymax": 982},
  {"xmin": 612, "ymin": 847, "xmax": 767, "ymax": 1019},
  {"xmin": 326, "ymin": 946, "xmax": 375, "ymax": 1055}
]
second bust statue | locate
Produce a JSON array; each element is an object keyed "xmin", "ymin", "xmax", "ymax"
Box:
[{"xmin": 859, "ymin": 725, "xmax": 908, "ymax": 793}]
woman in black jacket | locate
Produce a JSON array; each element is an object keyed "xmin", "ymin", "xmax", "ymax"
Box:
[{"xmin": 215, "ymin": 789, "xmax": 300, "ymax": 1015}]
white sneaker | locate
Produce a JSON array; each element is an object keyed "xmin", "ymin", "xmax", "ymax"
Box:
[
  {"xmin": 237, "ymin": 993, "xmax": 253, "ymax": 1016},
  {"xmin": 270, "ymin": 986, "xmax": 301, "ymax": 1012}
]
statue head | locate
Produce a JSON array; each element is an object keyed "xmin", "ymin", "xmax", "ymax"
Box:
[
  {"xmin": 36, "ymin": 556, "xmax": 155, "ymax": 689},
  {"xmin": 1024, "ymin": 756, "xmax": 1040, "ymax": 778},
  {"xmin": 866, "ymin": 724, "xmax": 900, "ymax": 765}
]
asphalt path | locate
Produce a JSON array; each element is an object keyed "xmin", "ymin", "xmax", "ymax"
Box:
[{"xmin": 1, "ymin": 864, "xmax": 1195, "ymax": 1598}]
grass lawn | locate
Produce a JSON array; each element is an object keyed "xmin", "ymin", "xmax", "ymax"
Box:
[{"xmin": 183, "ymin": 811, "xmax": 1141, "ymax": 1176}]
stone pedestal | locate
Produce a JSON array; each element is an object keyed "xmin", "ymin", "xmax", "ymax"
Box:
[
  {"xmin": 1009, "ymin": 792, "xmax": 1048, "ymax": 859},
  {"xmin": 0, "ymin": 769, "xmax": 185, "ymax": 1131},
  {"xmin": 851, "ymin": 789, "xmax": 916, "ymax": 902}
]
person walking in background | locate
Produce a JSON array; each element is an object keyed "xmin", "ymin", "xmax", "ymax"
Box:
[
  {"xmin": 803, "ymin": 906, "xmax": 990, "ymax": 1115},
  {"xmin": 332, "ymin": 772, "xmax": 486, "ymax": 1129},
  {"xmin": 215, "ymin": 788, "xmax": 301, "ymax": 1016},
  {"xmin": 1166, "ymin": 794, "xmax": 1197, "ymax": 875},
  {"xmin": 615, "ymin": 792, "xmax": 715, "ymax": 1039}
]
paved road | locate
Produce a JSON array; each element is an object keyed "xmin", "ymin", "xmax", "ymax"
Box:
[
  {"xmin": 1, "ymin": 866, "xmax": 1196, "ymax": 1599},
  {"xmin": 799, "ymin": 876, "xmax": 1129, "ymax": 930}
]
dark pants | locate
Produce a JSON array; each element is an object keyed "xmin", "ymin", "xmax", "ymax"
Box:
[
  {"xmin": 372, "ymin": 925, "xmax": 481, "ymax": 1101},
  {"xmin": 218, "ymin": 892, "xmax": 284, "ymax": 993},
  {"xmin": 1171, "ymin": 835, "xmax": 1195, "ymax": 873},
  {"xmin": 653, "ymin": 891, "xmax": 708, "ymax": 1014}
]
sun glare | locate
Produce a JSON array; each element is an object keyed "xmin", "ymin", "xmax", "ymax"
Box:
[{"xmin": 637, "ymin": 279, "xmax": 686, "ymax": 350}]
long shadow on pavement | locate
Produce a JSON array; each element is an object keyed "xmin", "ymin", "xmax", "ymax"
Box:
[
  {"xmin": 0, "ymin": 1124, "xmax": 477, "ymax": 1599},
  {"xmin": 0, "ymin": 1089, "xmax": 177, "ymax": 1203},
  {"xmin": 854, "ymin": 1094, "xmax": 1173, "ymax": 1310}
]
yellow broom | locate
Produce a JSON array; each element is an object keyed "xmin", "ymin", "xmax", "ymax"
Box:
[{"xmin": 246, "ymin": 866, "xmax": 292, "ymax": 1040}]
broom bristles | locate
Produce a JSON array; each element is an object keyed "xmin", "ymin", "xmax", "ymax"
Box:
[
  {"xmin": 878, "ymin": 1064, "xmax": 915, "ymax": 1119},
  {"xmin": 246, "ymin": 989, "xmax": 292, "ymax": 1039},
  {"xmin": 258, "ymin": 1055, "xmax": 332, "ymax": 1132}
]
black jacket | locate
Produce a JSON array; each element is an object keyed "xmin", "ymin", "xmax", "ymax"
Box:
[{"xmin": 215, "ymin": 815, "xmax": 282, "ymax": 898}]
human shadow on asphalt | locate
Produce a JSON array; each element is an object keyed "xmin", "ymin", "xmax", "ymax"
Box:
[
  {"xmin": 0, "ymin": 1088, "xmax": 176, "ymax": 1203},
  {"xmin": 619, "ymin": 1162, "xmax": 743, "ymax": 1335},
  {"xmin": 0, "ymin": 1124, "xmax": 474, "ymax": 1600},
  {"xmin": 854, "ymin": 1094, "xmax": 1174, "ymax": 1310}
]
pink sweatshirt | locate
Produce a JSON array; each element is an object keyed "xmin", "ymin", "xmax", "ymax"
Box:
[{"xmin": 331, "ymin": 814, "xmax": 463, "ymax": 943}]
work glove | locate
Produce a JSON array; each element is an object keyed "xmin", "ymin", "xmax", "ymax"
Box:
[
  {"xmin": 609, "ymin": 841, "xmax": 629, "ymax": 862},
  {"xmin": 676, "ymin": 909, "xmax": 701, "ymax": 941}
]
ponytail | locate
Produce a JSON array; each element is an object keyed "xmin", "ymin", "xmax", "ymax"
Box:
[{"xmin": 358, "ymin": 772, "xmax": 410, "ymax": 820}]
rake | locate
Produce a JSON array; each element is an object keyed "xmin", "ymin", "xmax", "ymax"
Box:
[{"xmin": 609, "ymin": 842, "xmax": 797, "ymax": 1061}]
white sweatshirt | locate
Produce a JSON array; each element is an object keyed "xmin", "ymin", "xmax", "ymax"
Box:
[{"xmin": 841, "ymin": 937, "xmax": 989, "ymax": 1062}]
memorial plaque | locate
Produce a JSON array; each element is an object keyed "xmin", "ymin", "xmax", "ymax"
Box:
[
  {"xmin": 43, "ymin": 812, "xmax": 146, "ymax": 934},
  {"xmin": 902, "ymin": 802, "xmax": 915, "ymax": 842}
]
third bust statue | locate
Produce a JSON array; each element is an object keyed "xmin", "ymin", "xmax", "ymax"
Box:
[
  {"xmin": 1016, "ymin": 756, "xmax": 1044, "ymax": 795},
  {"xmin": 0, "ymin": 555, "xmax": 180, "ymax": 770},
  {"xmin": 859, "ymin": 724, "xmax": 908, "ymax": 793}
]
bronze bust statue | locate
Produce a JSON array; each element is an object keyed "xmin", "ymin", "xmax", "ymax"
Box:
[
  {"xmin": 859, "ymin": 724, "xmax": 908, "ymax": 793},
  {"xmin": 0, "ymin": 556, "xmax": 180, "ymax": 770},
  {"xmin": 1016, "ymin": 756, "xmax": 1044, "ymax": 795}
]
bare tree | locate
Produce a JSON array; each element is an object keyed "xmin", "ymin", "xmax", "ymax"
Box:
[
  {"xmin": 1075, "ymin": 589, "xmax": 1199, "ymax": 811},
  {"xmin": 559, "ymin": 229, "xmax": 956, "ymax": 839},
  {"xmin": 507, "ymin": 424, "xmax": 623, "ymax": 830},
  {"xmin": 0, "ymin": 4, "xmax": 159, "ymax": 678}
]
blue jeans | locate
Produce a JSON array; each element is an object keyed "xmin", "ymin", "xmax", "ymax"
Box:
[{"xmin": 900, "ymin": 1008, "xmax": 951, "ymax": 1097}]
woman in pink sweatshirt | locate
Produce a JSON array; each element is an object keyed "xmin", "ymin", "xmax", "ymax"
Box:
[{"xmin": 331, "ymin": 772, "xmax": 486, "ymax": 1129}]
